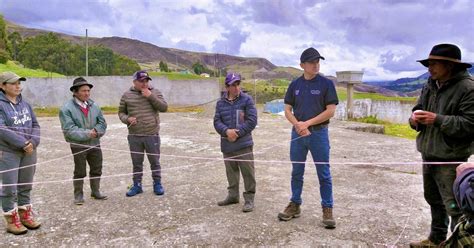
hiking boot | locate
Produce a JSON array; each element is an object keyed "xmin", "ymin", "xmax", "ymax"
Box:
[
  {"xmin": 3, "ymin": 208, "xmax": 28, "ymax": 235},
  {"xmin": 278, "ymin": 202, "xmax": 301, "ymax": 221},
  {"xmin": 242, "ymin": 194, "xmax": 254, "ymax": 213},
  {"xmin": 153, "ymin": 181, "xmax": 165, "ymax": 195},
  {"xmin": 73, "ymin": 180, "xmax": 85, "ymax": 205},
  {"xmin": 90, "ymin": 178, "xmax": 108, "ymax": 200},
  {"xmin": 409, "ymin": 239, "xmax": 439, "ymax": 248},
  {"xmin": 18, "ymin": 204, "xmax": 41, "ymax": 230},
  {"xmin": 217, "ymin": 196, "xmax": 239, "ymax": 206},
  {"xmin": 322, "ymin": 207, "xmax": 336, "ymax": 229},
  {"xmin": 126, "ymin": 182, "xmax": 143, "ymax": 197}
]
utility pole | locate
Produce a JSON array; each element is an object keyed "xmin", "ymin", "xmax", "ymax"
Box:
[
  {"xmin": 254, "ymin": 78, "xmax": 257, "ymax": 104},
  {"xmin": 85, "ymin": 29, "xmax": 89, "ymax": 76}
]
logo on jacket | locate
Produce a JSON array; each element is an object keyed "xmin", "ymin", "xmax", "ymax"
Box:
[
  {"xmin": 11, "ymin": 108, "xmax": 31, "ymax": 125},
  {"xmin": 311, "ymin": 90, "xmax": 321, "ymax": 95},
  {"xmin": 295, "ymin": 90, "xmax": 300, "ymax": 95}
]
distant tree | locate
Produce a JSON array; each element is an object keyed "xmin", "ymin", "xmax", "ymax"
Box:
[
  {"xmin": 8, "ymin": 32, "xmax": 22, "ymax": 61},
  {"xmin": 192, "ymin": 61, "xmax": 204, "ymax": 75},
  {"xmin": 17, "ymin": 33, "xmax": 140, "ymax": 76},
  {"xmin": 111, "ymin": 54, "xmax": 140, "ymax": 75},
  {"xmin": 0, "ymin": 15, "xmax": 11, "ymax": 63},
  {"xmin": 0, "ymin": 49, "xmax": 9, "ymax": 64},
  {"xmin": 159, "ymin": 61, "xmax": 169, "ymax": 72}
]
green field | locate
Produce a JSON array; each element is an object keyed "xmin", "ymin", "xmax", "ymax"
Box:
[
  {"xmin": 350, "ymin": 116, "xmax": 417, "ymax": 139},
  {"xmin": 149, "ymin": 71, "xmax": 207, "ymax": 80},
  {"xmin": 0, "ymin": 61, "xmax": 64, "ymax": 78},
  {"xmin": 336, "ymin": 87, "xmax": 417, "ymax": 102}
]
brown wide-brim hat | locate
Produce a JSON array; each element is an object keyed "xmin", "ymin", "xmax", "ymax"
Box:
[
  {"xmin": 417, "ymin": 43, "xmax": 472, "ymax": 68},
  {"xmin": 70, "ymin": 77, "xmax": 93, "ymax": 92}
]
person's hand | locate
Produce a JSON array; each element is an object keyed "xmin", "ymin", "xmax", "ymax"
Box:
[
  {"xmin": 456, "ymin": 162, "xmax": 474, "ymax": 177},
  {"xmin": 226, "ymin": 129, "xmax": 239, "ymax": 142},
  {"xmin": 127, "ymin": 117, "xmax": 137, "ymax": 126},
  {"xmin": 90, "ymin": 129, "xmax": 98, "ymax": 138},
  {"xmin": 413, "ymin": 110, "xmax": 437, "ymax": 125},
  {"xmin": 23, "ymin": 142, "xmax": 34, "ymax": 155},
  {"xmin": 141, "ymin": 88, "xmax": 152, "ymax": 98},
  {"xmin": 299, "ymin": 129, "xmax": 311, "ymax": 137},
  {"xmin": 294, "ymin": 121, "xmax": 309, "ymax": 134}
]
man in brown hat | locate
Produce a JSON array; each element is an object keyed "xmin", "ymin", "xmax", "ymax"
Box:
[
  {"xmin": 409, "ymin": 44, "xmax": 474, "ymax": 247},
  {"xmin": 59, "ymin": 77, "xmax": 108, "ymax": 205}
]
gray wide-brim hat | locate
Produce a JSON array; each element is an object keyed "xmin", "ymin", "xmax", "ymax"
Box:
[{"xmin": 70, "ymin": 77, "xmax": 93, "ymax": 92}]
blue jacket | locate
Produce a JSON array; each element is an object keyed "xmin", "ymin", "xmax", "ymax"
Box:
[
  {"xmin": 59, "ymin": 98, "xmax": 107, "ymax": 146},
  {"xmin": 214, "ymin": 92, "xmax": 257, "ymax": 153},
  {"xmin": 0, "ymin": 91, "xmax": 40, "ymax": 154}
]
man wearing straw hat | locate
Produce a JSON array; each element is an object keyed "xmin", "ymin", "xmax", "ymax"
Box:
[{"xmin": 409, "ymin": 44, "xmax": 474, "ymax": 247}]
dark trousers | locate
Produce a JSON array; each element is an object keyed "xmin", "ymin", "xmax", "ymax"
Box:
[
  {"xmin": 70, "ymin": 144, "xmax": 103, "ymax": 180},
  {"xmin": 423, "ymin": 157, "xmax": 467, "ymax": 243},
  {"xmin": 127, "ymin": 135, "xmax": 161, "ymax": 183},
  {"xmin": 223, "ymin": 146, "xmax": 256, "ymax": 199}
]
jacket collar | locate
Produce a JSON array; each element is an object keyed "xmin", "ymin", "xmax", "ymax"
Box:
[{"xmin": 428, "ymin": 70, "xmax": 471, "ymax": 90}]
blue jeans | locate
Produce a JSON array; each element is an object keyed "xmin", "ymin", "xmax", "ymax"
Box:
[{"xmin": 290, "ymin": 128, "xmax": 333, "ymax": 208}]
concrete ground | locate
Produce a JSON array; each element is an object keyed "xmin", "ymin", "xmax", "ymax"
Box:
[{"xmin": 2, "ymin": 110, "xmax": 472, "ymax": 247}]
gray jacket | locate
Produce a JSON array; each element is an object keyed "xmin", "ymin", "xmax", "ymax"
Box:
[
  {"xmin": 59, "ymin": 98, "xmax": 107, "ymax": 146},
  {"xmin": 0, "ymin": 92, "xmax": 40, "ymax": 154}
]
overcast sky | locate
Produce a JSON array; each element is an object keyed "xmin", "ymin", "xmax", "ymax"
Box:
[{"xmin": 1, "ymin": 0, "xmax": 473, "ymax": 80}]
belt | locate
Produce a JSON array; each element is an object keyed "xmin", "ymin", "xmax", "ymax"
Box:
[{"xmin": 308, "ymin": 124, "xmax": 328, "ymax": 131}]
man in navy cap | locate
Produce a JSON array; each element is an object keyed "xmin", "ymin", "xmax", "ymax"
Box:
[
  {"xmin": 409, "ymin": 44, "xmax": 474, "ymax": 247},
  {"xmin": 119, "ymin": 70, "xmax": 168, "ymax": 197},
  {"xmin": 214, "ymin": 72, "xmax": 257, "ymax": 212},
  {"xmin": 277, "ymin": 47, "xmax": 339, "ymax": 229}
]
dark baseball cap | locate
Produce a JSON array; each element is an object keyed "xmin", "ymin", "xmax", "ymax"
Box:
[
  {"xmin": 225, "ymin": 73, "xmax": 241, "ymax": 85},
  {"xmin": 300, "ymin": 47, "xmax": 325, "ymax": 63},
  {"xmin": 133, "ymin": 70, "xmax": 152, "ymax": 81}
]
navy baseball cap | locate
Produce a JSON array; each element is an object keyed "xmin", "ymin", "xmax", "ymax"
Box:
[
  {"xmin": 300, "ymin": 47, "xmax": 325, "ymax": 63},
  {"xmin": 133, "ymin": 70, "xmax": 152, "ymax": 81},
  {"xmin": 225, "ymin": 73, "xmax": 241, "ymax": 85}
]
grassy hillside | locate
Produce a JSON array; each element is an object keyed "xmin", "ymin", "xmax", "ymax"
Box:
[
  {"xmin": 0, "ymin": 61, "xmax": 64, "ymax": 77},
  {"xmin": 148, "ymin": 71, "xmax": 207, "ymax": 80},
  {"xmin": 336, "ymin": 87, "xmax": 417, "ymax": 102}
]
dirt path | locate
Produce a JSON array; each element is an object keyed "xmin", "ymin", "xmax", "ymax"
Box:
[{"xmin": 2, "ymin": 111, "xmax": 471, "ymax": 247}]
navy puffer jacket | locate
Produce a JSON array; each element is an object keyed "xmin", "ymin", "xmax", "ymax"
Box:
[{"xmin": 214, "ymin": 92, "xmax": 257, "ymax": 153}]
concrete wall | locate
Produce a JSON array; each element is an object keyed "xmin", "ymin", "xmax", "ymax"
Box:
[
  {"xmin": 20, "ymin": 76, "xmax": 221, "ymax": 107},
  {"xmin": 263, "ymin": 98, "xmax": 416, "ymax": 124},
  {"xmin": 335, "ymin": 99, "xmax": 415, "ymax": 123}
]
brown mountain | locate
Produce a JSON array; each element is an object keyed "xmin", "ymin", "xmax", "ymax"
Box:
[
  {"xmin": 6, "ymin": 20, "xmax": 278, "ymax": 74},
  {"xmin": 6, "ymin": 20, "xmax": 410, "ymax": 96}
]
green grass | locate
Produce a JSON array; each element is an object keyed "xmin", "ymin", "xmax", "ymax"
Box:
[
  {"xmin": 33, "ymin": 105, "xmax": 204, "ymax": 117},
  {"xmin": 336, "ymin": 87, "xmax": 417, "ymax": 102},
  {"xmin": 350, "ymin": 116, "xmax": 417, "ymax": 139},
  {"xmin": 0, "ymin": 61, "xmax": 64, "ymax": 78},
  {"xmin": 148, "ymin": 71, "xmax": 206, "ymax": 80}
]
